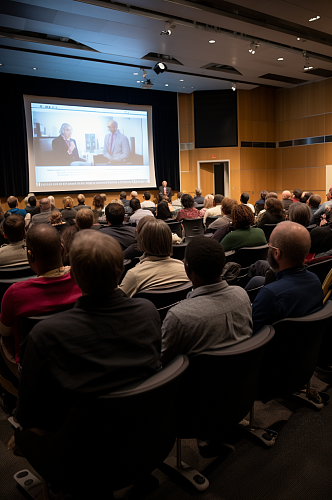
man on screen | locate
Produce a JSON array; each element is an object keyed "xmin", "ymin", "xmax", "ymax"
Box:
[
  {"xmin": 103, "ymin": 120, "xmax": 130, "ymax": 163},
  {"xmin": 52, "ymin": 123, "xmax": 86, "ymax": 166}
]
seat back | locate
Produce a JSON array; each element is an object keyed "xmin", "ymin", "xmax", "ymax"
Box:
[
  {"xmin": 231, "ymin": 245, "xmax": 269, "ymax": 268},
  {"xmin": 165, "ymin": 220, "xmax": 182, "ymax": 238},
  {"xmin": 307, "ymin": 258, "xmax": 332, "ymax": 284},
  {"xmin": 257, "ymin": 301, "xmax": 332, "ymax": 400},
  {"xmin": 0, "ymin": 265, "xmax": 35, "ymax": 279},
  {"xmin": 246, "ymin": 285, "xmax": 264, "ymax": 303},
  {"xmin": 171, "ymin": 242, "xmax": 187, "ymax": 261},
  {"xmin": 19, "ymin": 314, "xmax": 58, "ymax": 345},
  {"xmin": 133, "ymin": 282, "xmax": 193, "ymax": 311},
  {"xmin": 142, "ymin": 206, "xmax": 156, "ymax": 214},
  {"xmin": 260, "ymin": 224, "xmax": 277, "ymax": 242},
  {"xmin": 181, "ymin": 218, "xmax": 204, "ymax": 238},
  {"xmin": 16, "ymin": 355, "xmax": 189, "ymax": 495},
  {"xmin": 175, "ymin": 326, "xmax": 274, "ymax": 437},
  {"xmin": 205, "ymin": 216, "xmax": 220, "ymax": 228}
]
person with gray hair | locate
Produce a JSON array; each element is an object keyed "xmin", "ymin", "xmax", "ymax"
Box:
[
  {"xmin": 74, "ymin": 194, "xmax": 91, "ymax": 211},
  {"xmin": 252, "ymin": 221, "xmax": 323, "ymax": 333},
  {"xmin": 16, "ymin": 229, "xmax": 162, "ymax": 432},
  {"xmin": 103, "ymin": 119, "xmax": 130, "ymax": 163},
  {"xmin": 52, "ymin": 123, "xmax": 85, "ymax": 166},
  {"xmin": 30, "ymin": 198, "xmax": 52, "ymax": 225}
]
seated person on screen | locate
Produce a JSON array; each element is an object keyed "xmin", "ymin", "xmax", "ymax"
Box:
[
  {"xmin": 161, "ymin": 236, "xmax": 252, "ymax": 366},
  {"xmin": 0, "ymin": 215, "xmax": 28, "ymax": 267},
  {"xmin": 52, "ymin": 123, "xmax": 86, "ymax": 166},
  {"xmin": 103, "ymin": 120, "xmax": 130, "ymax": 163},
  {"xmin": 120, "ymin": 218, "xmax": 190, "ymax": 297},
  {"xmin": 0, "ymin": 224, "xmax": 81, "ymax": 382},
  {"xmin": 252, "ymin": 221, "xmax": 323, "ymax": 333},
  {"xmin": 16, "ymin": 230, "xmax": 161, "ymax": 432}
]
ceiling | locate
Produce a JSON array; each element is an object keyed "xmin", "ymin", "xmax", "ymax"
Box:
[{"xmin": 1, "ymin": 0, "xmax": 332, "ymax": 93}]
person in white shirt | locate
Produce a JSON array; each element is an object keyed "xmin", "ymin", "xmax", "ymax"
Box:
[
  {"xmin": 129, "ymin": 198, "xmax": 154, "ymax": 225},
  {"xmin": 141, "ymin": 191, "xmax": 155, "ymax": 208}
]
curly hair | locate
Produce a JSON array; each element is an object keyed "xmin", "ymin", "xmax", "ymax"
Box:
[
  {"xmin": 181, "ymin": 193, "xmax": 194, "ymax": 209},
  {"xmin": 232, "ymin": 204, "xmax": 255, "ymax": 229},
  {"xmin": 265, "ymin": 198, "xmax": 284, "ymax": 216}
]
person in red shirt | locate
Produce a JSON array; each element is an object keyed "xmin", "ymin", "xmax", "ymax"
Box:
[
  {"xmin": 176, "ymin": 194, "xmax": 200, "ymax": 221},
  {"xmin": 0, "ymin": 224, "xmax": 81, "ymax": 382}
]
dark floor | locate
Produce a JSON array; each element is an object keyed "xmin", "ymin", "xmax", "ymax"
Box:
[{"xmin": 1, "ymin": 369, "xmax": 331, "ymax": 500}]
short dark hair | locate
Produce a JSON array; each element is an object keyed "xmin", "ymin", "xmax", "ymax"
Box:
[
  {"xmin": 130, "ymin": 198, "xmax": 141, "ymax": 212},
  {"xmin": 119, "ymin": 191, "xmax": 127, "ymax": 200},
  {"xmin": 156, "ymin": 202, "xmax": 171, "ymax": 220},
  {"xmin": 214, "ymin": 194, "xmax": 224, "ymax": 205},
  {"xmin": 260, "ymin": 190, "xmax": 268, "ymax": 200},
  {"xmin": 28, "ymin": 195, "xmax": 37, "ymax": 207},
  {"xmin": 76, "ymin": 208, "xmax": 94, "ymax": 229},
  {"xmin": 308, "ymin": 194, "xmax": 321, "ymax": 208},
  {"xmin": 93, "ymin": 194, "xmax": 104, "ymax": 210},
  {"xmin": 3, "ymin": 214, "xmax": 25, "ymax": 242},
  {"xmin": 105, "ymin": 203, "xmax": 125, "ymax": 225},
  {"xmin": 143, "ymin": 191, "xmax": 151, "ymax": 200},
  {"xmin": 240, "ymin": 192, "xmax": 250, "ymax": 204},
  {"xmin": 7, "ymin": 196, "xmax": 18, "ymax": 209},
  {"xmin": 288, "ymin": 202, "xmax": 311, "ymax": 227},
  {"xmin": 181, "ymin": 194, "xmax": 194, "ymax": 209},
  {"xmin": 293, "ymin": 189, "xmax": 303, "ymax": 199},
  {"xmin": 185, "ymin": 236, "xmax": 225, "ymax": 279}
]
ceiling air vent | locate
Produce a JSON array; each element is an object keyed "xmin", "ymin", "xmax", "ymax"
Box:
[
  {"xmin": 141, "ymin": 53, "xmax": 183, "ymax": 65},
  {"xmin": 201, "ymin": 63, "xmax": 242, "ymax": 75},
  {"xmin": 259, "ymin": 73, "xmax": 307, "ymax": 85}
]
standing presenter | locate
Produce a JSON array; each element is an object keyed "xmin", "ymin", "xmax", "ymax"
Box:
[{"xmin": 103, "ymin": 120, "xmax": 130, "ymax": 164}]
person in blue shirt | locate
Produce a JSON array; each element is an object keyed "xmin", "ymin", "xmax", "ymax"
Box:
[
  {"xmin": 252, "ymin": 221, "xmax": 323, "ymax": 333},
  {"xmin": 5, "ymin": 196, "xmax": 26, "ymax": 218}
]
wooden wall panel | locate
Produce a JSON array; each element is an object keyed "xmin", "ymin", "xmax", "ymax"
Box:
[
  {"xmin": 265, "ymin": 149, "xmax": 276, "ymax": 169},
  {"xmin": 281, "ymin": 147, "xmax": 306, "ymax": 169},
  {"xmin": 325, "ymin": 114, "xmax": 332, "ymax": 135},
  {"xmin": 305, "ymin": 167, "xmax": 326, "ymax": 190},
  {"xmin": 325, "ymin": 79, "xmax": 332, "ymax": 113},
  {"xmin": 280, "ymin": 168, "xmax": 306, "ymax": 188},
  {"xmin": 178, "ymin": 93, "xmax": 194, "ymax": 144},
  {"xmin": 240, "ymin": 148, "xmax": 266, "ymax": 170},
  {"xmin": 305, "ymin": 144, "xmax": 326, "ymax": 168}
]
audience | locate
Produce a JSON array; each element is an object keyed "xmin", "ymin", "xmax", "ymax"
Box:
[
  {"xmin": 60, "ymin": 196, "xmax": 77, "ymax": 224},
  {"xmin": 308, "ymin": 194, "xmax": 321, "ymax": 225},
  {"xmin": 50, "ymin": 210, "xmax": 68, "ymax": 232},
  {"xmin": 220, "ymin": 204, "xmax": 266, "ymax": 252},
  {"xmin": 141, "ymin": 191, "xmax": 155, "ymax": 208},
  {"xmin": 252, "ymin": 221, "xmax": 323, "ymax": 333},
  {"xmin": 198, "ymin": 194, "xmax": 214, "ymax": 218},
  {"xmin": 202, "ymin": 194, "xmax": 224, "ymax": 223},
  {"xmin": 24, "ymin": 195, "xmax": 37, "ymax": 214},
  {"xmin": 281, "ymin": 190, "xmax": 293, "ymax": 212},
  {"xmin": 257, "ymin": 198, "xmax": 286, "ymax": 227},
  {"xmin": 120, "ymin": 219, "xmax": 190, "ymax": 297},
  {"xmin": 193, "ymin": 188, "xmax": 204, "ymax": 205},
  {"xmin": 5, "ymin": 196, "xmax": 26, "ymax": 217},
  {"xmin": 16, "ymin": 230, "xmax": 162, "ymax": 432},
  {"xmin": 161, "ymin": 236, "xmax": 252, "ymax": 366},
  {"xmin": 75, "ymin": 208, "xmax": 94, "ymax": 230},
  {"xmin": 119, "ymin": 190, "xmax": 131, "ymax": 214},
  {"xmin": 100, "ymin": 203, "xmax": 136, "ymax": 250},
  {"xmin": 129, "ymin": 198, "xmax": 154, "ymax": 225},
  {"xmin": 156, "ymin": 201, "xmax": 173, "ymax": 221},
  {"xmin": 92, "ymin": 194, "xmax": 104, "ymax": 219},
  {"xmin": 0, "ymin": 215, "xmax": 28, "ymax": 267},
  {"xmin": 176, "ymin": 194, "xmax": 200, "ymax": 221},
  {"xmin": 74, "ymin": 193, "xmax": 91, "ymax": 211},
  {"xmin": 254, "ymin": 190, "xmax": 268, "ymax": 215},
  {"xmin": 172, "ymin": 192, "xmax": 183, "ymax": 209},
  {"xmin": 30, "ymin": 198, "xmax": 52, "ymax": 225},
  {"xmin": 209, "ymin": 197, "xmax": 237, "ymax": 231},
  {"xmin": 288, "ymin": 202, "xmax": 311, "ymax": 227},
  {"xmin": 313, "ymin": 188, "xmax": 332, "ymax": 223},
  {"xmin": 0, "ymin": 224, "xmax": 81, "ymax": 381},
  {"xmin": 292, "ymin": 188, "xmax": 303, "ymax": 202},
  {"xmin": 240, "ymin": 192, "xmax": 255, "ymax": 213}
]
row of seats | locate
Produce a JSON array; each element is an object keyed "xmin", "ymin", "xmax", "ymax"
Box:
[{"xmin": 13, "ymin": 300, "xmax": 332, "ymax": 497}]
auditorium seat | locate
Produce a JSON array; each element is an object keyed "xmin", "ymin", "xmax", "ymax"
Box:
[
  {"xmin": 181, "ymin": 218, "xmax": 204, "ymax": 239},
  {"xmin": 15, "ymin": 355, "xmax": 189, "ymax": 499},
  {"xmin": 164, "ymin": 220, "xmax": 182, "ymax": 238},
  {"xmin": 260, "ymin": 223, "xmax": 277, "ymax": 242},
  {"xmin": 162, "ymin": 326, "xmax": 274, "ymax": 491},
  {"xmin": 133, "ymin": 282, "xmax": 193, "ymax": 320},
  {"xmin": 306, "ymin": 258, "xmax": 332, "ymax": 284},
  {"xmin": 0, "ymin": 265, "xmax": 35, "ymax": 279}
]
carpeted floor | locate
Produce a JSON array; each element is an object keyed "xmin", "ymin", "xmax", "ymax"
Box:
[{"xmin": 1, "ymin": 369, "xmax": 331, "ymax": 500}]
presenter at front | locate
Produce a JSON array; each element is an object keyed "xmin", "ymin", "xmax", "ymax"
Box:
[{"xmin": 103, "ymin": 120, "xmax": 130, "ymax": 164}]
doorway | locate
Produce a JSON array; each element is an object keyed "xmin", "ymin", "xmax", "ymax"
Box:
[{"xmin": 197, "ymin": 160, "xmax": 230, "ymax": 196}]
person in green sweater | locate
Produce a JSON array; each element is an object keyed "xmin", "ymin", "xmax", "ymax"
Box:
[{"xmin": 220, "ymin": 204, "xmax": 266, "ymax": 252}]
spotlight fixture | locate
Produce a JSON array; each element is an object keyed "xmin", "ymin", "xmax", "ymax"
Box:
[
  {"xmin": 141, "ymin": 68, "xmax": 147, "ymax": 78},
  {"xmin": 249, "ymin": 41, "xmax": 260, "ymax": 54},
  {"xmin": 231, "ymin": 82, "xmax": 236, "ymax": 91},
  {"xmin": 153, "ymin": 62, "xmax": 167, "ymax": 74},
  {"xmin": 160, "ymin": 21, "xmax": 176, "ymax": 35},
  {"xmin": 303, "ymin": 51, "xmax": 313, "ymax": 70},
  {"xmin": 309, "ymin": 15, "xmax": 320, "ymax": 22}
]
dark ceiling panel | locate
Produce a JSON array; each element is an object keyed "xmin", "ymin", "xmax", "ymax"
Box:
[{"xmin": 259, "ymin": 73, "xmax": 307, "ymax": 85}]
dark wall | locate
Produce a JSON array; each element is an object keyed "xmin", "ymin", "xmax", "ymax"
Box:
[
  {"xmin": 0, "ymin": 73, "xmax": 180, "ymax": 197},
  {"xmin": 194, "ymin": 89, "xmax": 238, "ymax": 148}
]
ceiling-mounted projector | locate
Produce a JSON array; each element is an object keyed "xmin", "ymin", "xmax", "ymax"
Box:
[{"xmin": 141, "ymin": 79, "xmax": 154, "ymax": 89}]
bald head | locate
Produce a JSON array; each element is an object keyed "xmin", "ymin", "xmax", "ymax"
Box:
[
  {"xmin": 26, "ymin": 224, "xmax": 63, "ymax": 273},
  {"xmin": 39, "ymin": 198, "xmax": 51, "ymax": 211},
  {"xmin": 270, "ymin": 221, "xmax": 311, "ymax": 269},
  {"xmin": 70, "ymin": 230, "xmax": 124, "ymax": 294},
  {"xmin": 282, "ymin": 190, "xmax": 292, "ymax": 200}
]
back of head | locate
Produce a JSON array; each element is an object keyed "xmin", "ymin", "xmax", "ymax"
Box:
[
  {"xmin": 308, "ymin": 194, "xmax": 321, "ymax": 208},
  {"xmin": 195, "ymin": 188, "xmax": 202, "ymax": 197},
  {"xmin": 7, "ymin": 196, "xmax": 18, "ymax": 209},
  {"xmin": 177, "ymin": 192, "xmax": 183, "ymax": 200},
  {"xmin": 221, "ymin": 197, "xmax": 238, "ymax": 216},
  {"xmin": 143, "ymin": 191, "xmax": 151, "ymax": 200},
  {"xmin": 288, "ymin": 202, "xmax": 311, "ymax": 227},
  {"xmin": 131, "ymin": 191, "xmax": 138, "ymax": 198},
  {"xmin": 301, "ymin": 191, "xmax": 313, "ymax": 203},
  {"xmin": 203, "ymin": 194, "xmax": 214, "ymax": 209},
  {"xmin": 181, "ymin": 193, "xmax": 194, "ymax": 209},
  {"xmin": 77, "ymin": 194, "xmax": 85, "ymax": 204},
  {"xmin": 28, "ymin": 195, "xmax": 37, "ymax": 207},
  {"xmin": 26, "ymin": 224, "xmax": 62, "ymax": 267},
  {"xmin": 76, "ymin": 208, "xmax": 94, "ymax": 229},
  {"xmin": 156, "ymin": 202, "xmax": 171, "ymax": 220},
  {"xmin": 100, "ymin": 193, "xmax": 107, "ymax": 203},
  {"xmin": 240, "ymin": 192, "xmax": 249, "ymax": 204},
  {"xmin": 293, "ymin": 188, "xmax": 303, "ymax": 199},
  {"xmin": 105, "ymin": 203, "xmax": 125, "ymax": 225},
  {"xmin": 282, "ymin": 190, "xmax": 292, "ymax": 200},
  {"xmin": 137, "ymin": 219, "xmax": 172, "ymax": 256},
  {"xmin": 185, "ymin": 236, "xmax": 225, "ymax": 280},
  {"xmin": 265, "ymin": 192, "xmax": 278, "ymax": 201},
  {"xmin": 271, "ymin": 221, "xmax": 311, "ymax": 267},
  {"xmin": 260, "ymin": 190, "xmax": 268, "ymax": 200},
  {"xmin": 93, "ymin": 194, "xmax": 104, "ymax": 210},
  {"xmin": 265, "ymin": 198, "xmax": 284, "ymax": 215},
  {"xmin": 119, "ymin": 191, "xmax": 127, "ymax": 200},
  {"xmin": 50, "ymin": 210, "xmax": 63, "ymax": 225},
  {"xmin": 63, "ymin": 197, "xmax": 74, "ymax": 209},
  {"xmin": 214, "ymin": 194, "xmax": 224, "ymax": 205},
  {"xmin": 70, "ymin": 230, "xmax": 124, "ymax": 294},
  {"xmin": 48, "ymin": 195, "xmax": 55, "ymax": 205},
  {"xmin": 130, "ymin": 198, "xmax": 141, "ymax": 212},
  {"xmin": 3, "ymin": 214, "xmax": 25, "ymax": 242},
  {"xmin": 232, "ymin": 204, "xmax": 255, "ymax": 229},
  {"xmin": 39, "ymin": 198, "xmax": 51, "ymax": 211}
]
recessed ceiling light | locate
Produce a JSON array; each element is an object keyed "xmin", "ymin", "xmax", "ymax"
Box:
[
  {"xmin": 180, "ymin": 79, "xmax": 184, "ymax": 81},
  {"xmin": 278, "ymin": 57, "xmax": 284, "ymax": 61},
  {"xmin": 133, "ymin": 72, "xmax": 138, "ymax": 75},
  {"xmin": 297, "ymin": 37, "xmax": 301, "ymax": 40},
  {"xmin": 309, "ymin": 15, "xmax": 320, "ymax": 21},
  {"xmin": 32, "ymin": 67, "xmax": 37, "ymax": 70},
  {"xmin": 136, "ymin": 80, "xmax": 141, "ymax": 83},
  {"xmin": 209, "ymin": 40, "xmax": 216, "ymax": 44},
  {"xmin": 165, "ymin": 84, "xmax": 169, "ymax": 86}
]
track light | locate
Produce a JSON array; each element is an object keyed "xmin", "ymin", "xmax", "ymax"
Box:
[
  {"xmin": 231, "ymin": 82, "xmax": 236, "ymax": 91},
  {"xmin": 141, "ymin": 68, "xmax": 147, "ymax": 78},
  {"xmin": 160, "ymin": 21, "xmax": 176, "ymax": 35},
  {"xmin": 303, "ymin": 51, "xmax": 313, "ymax": 71},
  {"xmin": 249, "ymin": 41, "xmax": 260, "ymax": 54},
  {"xmin": 153, "ymin": 62, "xmax": 167, "ymax": 74}
]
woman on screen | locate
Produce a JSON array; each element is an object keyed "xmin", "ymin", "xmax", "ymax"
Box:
[{"xmin": 52, "ymin": 123, "xmax": 86, "ymax": 166}]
